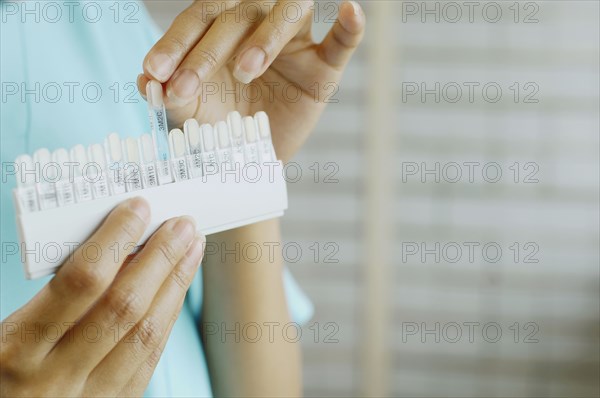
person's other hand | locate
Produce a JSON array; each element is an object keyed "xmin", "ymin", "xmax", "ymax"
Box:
[
  {"xmin": 138, "ymin": 0, "xmax": 366, "ymax": 162},
  {"xmin": 0, "ymin": 198, "xmax": 204, "ymax": 397}
]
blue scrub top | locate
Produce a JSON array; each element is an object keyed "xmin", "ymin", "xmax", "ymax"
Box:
[{"xmin": 0, "ymin": 2, "xmax": 313, "ymax": 396}]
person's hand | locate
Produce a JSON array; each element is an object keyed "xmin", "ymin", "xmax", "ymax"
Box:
[
  {"xmin": 0, "ymin": 198, "xmax": 204, "ymax": 397},
  {"xmin": 138, "ymin": 0, "xmax": 366, "ymax": 161}
]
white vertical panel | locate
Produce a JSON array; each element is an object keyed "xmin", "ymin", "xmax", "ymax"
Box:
[{"xmin": 362, "ymin": 0, "xmax": 396, "ymax": 396}]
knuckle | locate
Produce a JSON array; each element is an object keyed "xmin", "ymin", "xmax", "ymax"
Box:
[
  {"xmin": 170, "ymin": 301, "xmax": 184, "ymax": 325},
  {"xmin": 145, "ymin": 346, "xmax": 163, "ymax": 369},
  {"xmin": 244, "ymin": 6, "xmax": 260, "ymax": 22},
  {"xmin": 155, "ymin": 240, "xmax": 180, "ymax": 267},
  {"xmin": 136, "ymin": 317, "xmax": 163, "ymax": 352},
  {"xmin": 55, "ymin": 263, "xmax": 105, "ymax": 295},
  {"xmin": 269, "ymin": 21, "xmax": 286, "ymax": 41},
  {"xmin": 114, "ymin": 209, "xmax": 145, "ymax": 242},
  {"xmin": 193, "ymin": 48, "xmax": 220, "ymax": 71},
  {"xmin": 164, "ymin": 34, "xmax": 188, "ymax": 55},
  {"xmin": 105, "ymin": 288, "xmax": 145, "ymax": 322},
  {"xmin": 0, "ymin": 344, "xmax": 22, "ymax": 376},
  {"xmin": 169, "ymin": 268, "xmax": 191, "ymax": 291},
  {"xmin": 3, "ymin": 382, "xmax": 38, "ymax": 398},
  {"xmin": 294, "ymin": 0, "xmax": 314, "ymax": 18},
  {"xmin": 0, "ymin": 343, "xmax": 39, "ymax": 383},
  {"xmin": 332, "ymin": 26, "xmax": 358, "ymax": 50},
  {"xmin": 178, "ymin": 5, "xmax": 211, "ymax": 26}
]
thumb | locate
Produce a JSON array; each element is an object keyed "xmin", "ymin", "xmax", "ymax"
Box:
[{"xmin": 318, "ymin": 1, "xmax": 366, "ymax": 70}]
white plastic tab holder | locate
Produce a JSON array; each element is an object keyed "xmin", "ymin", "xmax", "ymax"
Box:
[
  {"xmin": 14, "ymin": 155, "xmax": 39, "ymax": 214},
  {"xmin": 14, "ymin": 162, "xmax": 287, "ymax": 279},
  {"xmin": 12, "ymin": 111, "xmax": 288, "ymax": 280}
]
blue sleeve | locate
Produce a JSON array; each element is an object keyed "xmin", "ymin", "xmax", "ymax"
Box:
[{"xmin": 283, "ymin": 268, "xmax": 314, "ymax": 325}]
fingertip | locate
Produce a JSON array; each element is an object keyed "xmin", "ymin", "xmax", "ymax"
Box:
[
  {"xmin": 165, "ymin": 72, "xmax": 199, "ymax": 107},
  {"xmin": 144, "ymin": 52, "xmax": 175, "ymax": 83},
  {"xmin": 137, "ymin": 74, "xmax": 149, "ymax": 100},
  {"xmin": 318, "ymin": 2, "xmax": 365, "ymax": 69},
  {"xmin": 192, "ymin": 233, "xmax": 206, "ymax": 252},
  {"xmin": 187, "ymin": 234, "xmax": 206, "ymax": 267},
  {"xmin": 233, "ymin": 46, "xmax": 268, "ymax": 84},
  {"xmin": 126, "ymin": 197, "xmax": 151, "ymax": 225},
  {"xmin": 349, "ymin": 0, "xmax": 363, "ymax": 16},
  {"xmin": 147, "ymin": 79, "xmax": 167, "ymax": 108},
  {"xmin": 197, "ymin": 233, "xmax": 206, "ymax": 249},
  {"xmin": 340, "ymin": 1, "xmax": 366, "ymax": 33}
]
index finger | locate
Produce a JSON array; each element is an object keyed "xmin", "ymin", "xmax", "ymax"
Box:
[
  {"xmin": 3, "ymin": 198, "xmax": 150, "ymax": 358},
  {"xmin": 143, "ymin": 1, "xmax": 235, "ymax": 82}
]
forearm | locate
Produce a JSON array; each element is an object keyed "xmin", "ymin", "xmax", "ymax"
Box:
[{"xmin": 201, "ymin": 219, "xmax": 301, "ymax": 397}]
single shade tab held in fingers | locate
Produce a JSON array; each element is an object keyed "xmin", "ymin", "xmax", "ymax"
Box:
[{"xmin": 146, "ymin": 80, "xmax": 174, "ymax": 185}]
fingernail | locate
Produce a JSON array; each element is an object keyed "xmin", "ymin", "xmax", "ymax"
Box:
[
  {"xmin": 349, "ymin": 1, "xmax": 361, "ymax": 16},
  {"xmin": 182, "ymin": 234, "xmax": 205, "ymax": 272},
  {"xmin": 171, "ymin": 216, "xmax": 196, "ymax": 244},
  {"xmin": 234, "ymin": 47, "xmax": 266, "ymax": 84},
  {"xmin": 168, "ymin": 69, "xmax": 200, "ymax": 102},
  {"xmin": 147, "ymin": 53, "xmax": 174, "ymax": 81},
  {"xmin": 146, "ymin": 80, "xmax": 164, "ymax": 108},
  {"xmin": 128, "ymin": 197, "xmax": 151, "ymax": 224}
]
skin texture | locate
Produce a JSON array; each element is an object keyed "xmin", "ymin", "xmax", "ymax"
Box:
[
  {"xmin": 0, "ymin": 1, "xmax": 365, "ymax": 396},
  {"xmin": 0, "ymin": 198, "xmax": 205, "ymax": 396}
]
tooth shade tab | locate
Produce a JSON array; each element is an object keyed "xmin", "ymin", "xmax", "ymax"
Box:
[
  {"xmin": 184, "ymin": 119, "xmax": 202, "ymax": 152},
  {"xmin": 52, "ymin": 148, "xmax": 70, "ymax": 179},
  {"xmin": 33, "ymin": 148, "xmax": 51, "ymax": 164},
  {"xmin": 216, "ymin": 121, "xmax": 230, "ymax": 148},
  {"xmin": 125, "ymin": 138, "xmax": 141, "ymax": 164},
  {"xmin": 140, "ymin": 134, "xmax": 156, "ymax": 163},
  {"xmin": 33, "ymin": 148, "xmax": 56, "ymax": 180},
  {"xmin": 70, "ymin": 145, "xmax": 87, "ymax": 175},
  {"xmin": 88, "ymin": 144, "xmax": 107, "ymax": 169},
  {"xmin": 255, "ymin": 111, "xmax": 271, "ymax": 139},
  {"xmin": 227, "ymin": 111, "xmax": 243, "ymax": 139},
  {"xmin": 243, "ymin": 116, "xmax": 258, "ymax": 143},
  {"xmin": 169, "ymin": 129, "xmax": 187, "ymax": 158},
  {"xmin": 15, "ymin": 154, "xmax": 35, "ymax": 187},
  {"xmin": 106, "ymin": 133, "xmax": 123, "ymax": 162},
  {"xmin": 201, "ymin": 124, "xmax": 216, "ymax": 151},
  {"xmin": 147, "ymin": 80, "xmax": 164, "ymax": 109}
]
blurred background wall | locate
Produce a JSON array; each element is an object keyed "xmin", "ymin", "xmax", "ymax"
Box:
[{"xmin": 147, "ymin": 1, "xmax": 599, "ymax": 396}]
